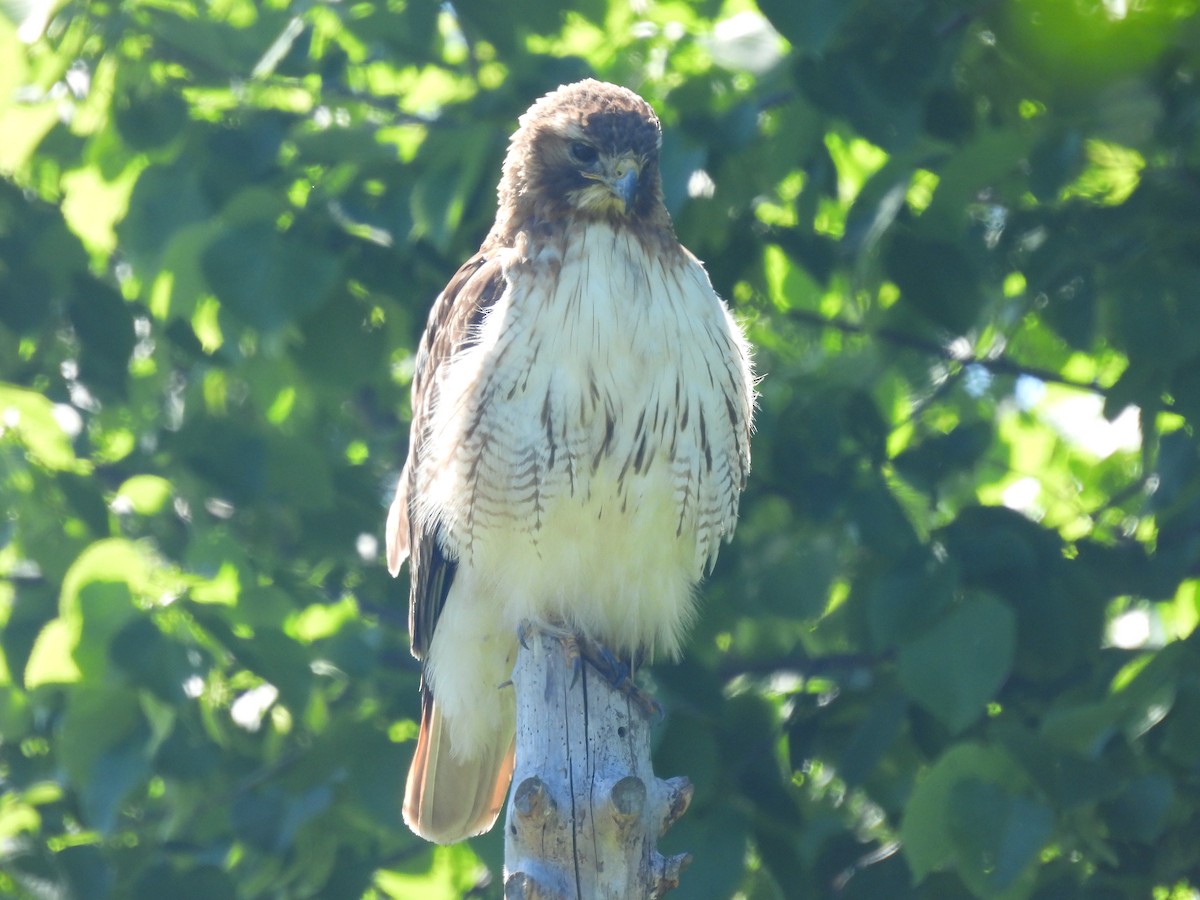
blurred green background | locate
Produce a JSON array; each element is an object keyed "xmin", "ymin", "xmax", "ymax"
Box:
[{"xmin": 2, "ymin": 0, "xmax": 1200, "ymax": 897}]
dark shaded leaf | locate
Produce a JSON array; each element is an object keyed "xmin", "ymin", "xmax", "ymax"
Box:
[
  {"xmin": 1100, "ymin": 775, "xmax": 1174, "ymax": 843},
  {"xmin": 114, "ymin": 90, "xmax": 189, "ymax": 152},
  {"xmin": 892, "ymin": 422, "xmax": 994, "ymax": 493},
  {"xmin": 67, "ymin": 280, "xmax": 134, "ymax": 397},
  {"xmin": 133, "ymin": 864, "xmax": 238, "ymax": 900},
  {"xmin": 757, "ymin": 0, "xmax": 854, "ymax": 52},
  {"xmin": 202, "ymin": 222, "xmax": 341, "ymax": 333},
  {"xmin": 865, "ymin": 550, "xmax": 957, "ymax": 650},
  {"xmin": 110, "ymin": 616, "xmax": 194, "ymax": 703},
  {"xmin": 897, "ymin": 595, "xmax": 1015, "ymax": 733},
  {"xmin": 948, "ymin": 779, "xmax": 1053, "ymax": 893},
  {"xmin": 885, "ymin": 230, "xmax": 982, "ymax": 334}
]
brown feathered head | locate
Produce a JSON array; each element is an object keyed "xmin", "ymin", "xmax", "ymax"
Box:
[{"xmin": 489, "ymin": 80, "xmax": 671, "ymax": 242}]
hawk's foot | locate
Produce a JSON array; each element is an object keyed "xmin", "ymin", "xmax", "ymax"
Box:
[
  {"xmin": 516, "ymin": 621, "xmax": 584, "ymax": 687},
  {"xmin": 573, "ymin": 634, "xmax": 664, "ymax": 722},
  {"xmin": 514, "ymin": 622, "xmax": 664, "ymax": 720}
]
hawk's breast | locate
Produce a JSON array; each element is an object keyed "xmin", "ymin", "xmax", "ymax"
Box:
[{"xmin": 416, "ymin": 221, "xmax": 752, "ymax": 657}]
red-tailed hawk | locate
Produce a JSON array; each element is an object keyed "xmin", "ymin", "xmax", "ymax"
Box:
[{"xmin": 386, "ymin": 80, "xmax": 755, "ymax": 844}]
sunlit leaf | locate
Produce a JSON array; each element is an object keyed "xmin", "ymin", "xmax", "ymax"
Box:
[
  {"xmin": 0, "ymin": 384, "xmax": 77, "ymax": 471},
  {"xmin": 113, "ymin": 475, "xmax": 173, "ymax": 516},
  {"xmin": 24, "ymin": 618, "xmax": 82, "ymax": 687}
]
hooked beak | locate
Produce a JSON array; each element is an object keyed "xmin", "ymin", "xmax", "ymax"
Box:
[{"xmin": 606, "ymin": 159, "xmax": 640, "ymax": 214}]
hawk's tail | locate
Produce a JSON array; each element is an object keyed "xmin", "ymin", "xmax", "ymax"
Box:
[{"xmin": 403, "ymin": 688, "xmax": 515, "ymax": 844}]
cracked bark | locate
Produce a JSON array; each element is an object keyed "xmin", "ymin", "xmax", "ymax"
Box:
[{"xmin": 502, "ymin": 626, "xmax": 692, "ymax": 899}]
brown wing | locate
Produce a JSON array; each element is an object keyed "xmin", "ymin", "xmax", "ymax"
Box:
[{"xmin": 386, "ymin": 251, "xmax": 509, "ymax": 660}]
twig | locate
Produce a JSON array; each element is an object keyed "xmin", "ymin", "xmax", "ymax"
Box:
[
  {"xmin": 718, "ymin": 650, "xmax": 892, "ymax": 680},
  {"xmin": 787, "ymin": 308, "xmax": 1112, "ymax": 396}
]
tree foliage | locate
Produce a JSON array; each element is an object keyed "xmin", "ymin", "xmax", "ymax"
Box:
[{"xmin": 2, "ymin": 0, "xmax": 1200, "ymax": 897}]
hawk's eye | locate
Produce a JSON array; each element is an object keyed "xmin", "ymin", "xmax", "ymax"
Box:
[{"xmin": 569, "ymin": 142, "xmax": 599, "ymax": 165}]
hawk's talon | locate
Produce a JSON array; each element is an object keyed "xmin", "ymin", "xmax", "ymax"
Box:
[
  {"xmin": 559, "ymin": 632, "xmax": 585, "ymax": 690},
  {"xmin": 513, "ymin": 624, "xmax": 665, "ymax": 718},
  {"xmin": 573, "ymin": 633, "xmax": 664, "ymax": 722},
  {"xmin": 569, "ymin": 651, "xmax": 583, "ymax": 690}
]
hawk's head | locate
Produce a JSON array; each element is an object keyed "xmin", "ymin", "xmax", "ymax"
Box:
[{"xmin": 493, "ymin": 80, "xmax": 671, "ymax": 238}]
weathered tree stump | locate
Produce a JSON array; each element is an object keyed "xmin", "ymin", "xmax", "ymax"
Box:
[{"xmin": 503, "ymin": 626, "xmax": 693, "ymax": 899}]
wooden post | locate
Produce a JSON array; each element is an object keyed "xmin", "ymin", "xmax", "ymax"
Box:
[{"xmin": 502, "ymin": 626, "xmax": 693, "ymax": 899}]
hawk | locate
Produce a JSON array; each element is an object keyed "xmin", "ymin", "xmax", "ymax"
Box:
[{"xmin": 386, "ymin": 79, "xmax": 755, "ymax": 844}]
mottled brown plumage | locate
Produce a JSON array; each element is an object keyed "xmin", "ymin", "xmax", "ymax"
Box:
[
  {"xmin": 487, "ymin": 80, "xmax": 674, "ymax": 246},
  {"xmin": 387, "ymin": 79, "xmax": 755, "ymax": 844}
]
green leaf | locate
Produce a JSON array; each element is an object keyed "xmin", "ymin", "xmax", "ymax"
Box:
[
  {"xmin": 920, "ymin": 129, "xmax": 1035, "ymax": 235},
  {"xmin": 654, "ymin": 711, "xmax": 721, "ymax": 807},
  {"xmin": 892, "ymin": 422, "xmax": 994, "ymax": 493},
  {"xmin": 67, "ymin": 280, "xmax": 134, "ymax": 397},
  {"xmin": 72, "ymin": 581, "xmax": 141, "ymax": 681},
  {"xmin": 113, "ymin": 475, "xmax": 173, "ymax": 516},
  {"xmin": 996, "ymin": 724, "xmax": 1120, "ymax": 808},
  {"xmin": 230, "ymin": 629, "xmax": 313, "ymax": 712},
  {"xmin": 0, "ymin": 182, "xmax": 89, "ymax": 334},
  {"xmin": 113, "ymin": 90, "xmax": 188, "ymax": 152},
  {"xmin": 118, "ymin": 159, "xmax": 211, "ymax": 278},
  {"xmin": 172, "ymin": 415, "xmax": 266, "ymax": 502},
  {"xmin": 865, "ymin": 551, "xmax": 956, "ymax": 650},
  {"xmin": 293, "ymin": 292, "xmax": 390, "ymax": 389},
  {"xmin": 12, "ymin": 540, "xmax": 157, "ymax": 696},
  {"xmin": 25, "ymin": 540, "xmax": 151, "ymax": 687},
  {"xmin": 58, "ymin": 844, "xmax": 113, "ymax": 900},
  {"xmin": 265, "ymin": 433, "xmax": 335, "ymax": 510},
  {"xmin": 848, "ymin": 476, "xmax": 920, "ymax": 558},
  {"xmin": 948, "ymin": 779, "xmax": 1053, "ymax": 895},
  {"xmin": 751, "ymin": 533, "xmax": 838, "ymax": 620},
  {"xmin": 133, "ymin": 863, "xmax": 238, "ymax": 900},
  {"xmin": 452, "ymin": 0, "xmax": 591, "ymax": 52},
  {"xmin": 1028, "ymin": 128, "xmax": 1086, "ymax": 202},
  {"xmin": 201, "ymin": 222, "xmax": 340, "ymax": 333},
  {"xmin": 1039, "ymin": 699, "xmax": 1121, "ymax": 758},
  {"xmin": 1161, "ymin": 678, "xmax": 1200, "ymax": 766},
  {"xmin": 756, "ymin": 0, "xmax": 851, "ymax": 52},
  {"xmin": 341, "ymin": 725, "xmax": 407, "ymax": 829},
  {"xmin": 897, "ymin": 595, "xmax": 1015, "ymax": 733},
  {"xmin": 232, "ymin": 783, "xmax": 333, "ymax": 853},
  {"xmin": 59, "ymin": 686, "xmax": 149, "ymax": 832},
  {"xmin": 1100, "ymin": 774, "xmax": 1174, "ymax": 842},
  {"xmin": 657, "ymin": 807, "xmax": 749, "ymax": 900},
  {"xmin": 340, "ymin": 0, "xmax": 438, "ymax": 57},
  {"xmin": 901, "ymin": 742, "xmax": 1030, "ymax": 882},
  {"xmin": 408, "ymin": 125, "xmax": 497, "ymax": 253},
  {"xmin": 0, "ymin": 383, "xmax": 77, "ymax": 471},
  {"xmin": 60, "ymin": 542, "xmax": 152, "ymax": 614},
  {"xmin": 885, "ymin": 230, "xmax": 983, "ymax": 334},
  {"xmin": 24, "ymin": 619, "xmax": 81, "ymax": 687},
  {"xmin": 375, "ymin": 843, "xmax": 495, "ymax": 900},
  {"xmin": 141, "ymin": 5, "xmax": 291, "ymax": 75},
  {"xmin": 837, "ymin": 689, "xmax": 908, "ymax": 787},
  {"xmin": 0, "ymin": 684, "xmax": 31, "ymax": 737},
  {"xmin": 110, "ymin": 617, "xmax": 192, "ymax": 703}
]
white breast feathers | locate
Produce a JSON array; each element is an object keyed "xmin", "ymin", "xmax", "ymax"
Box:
[{"xmin": 415, "ymin": 221, "xmax": 754, "ymax": 659}]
